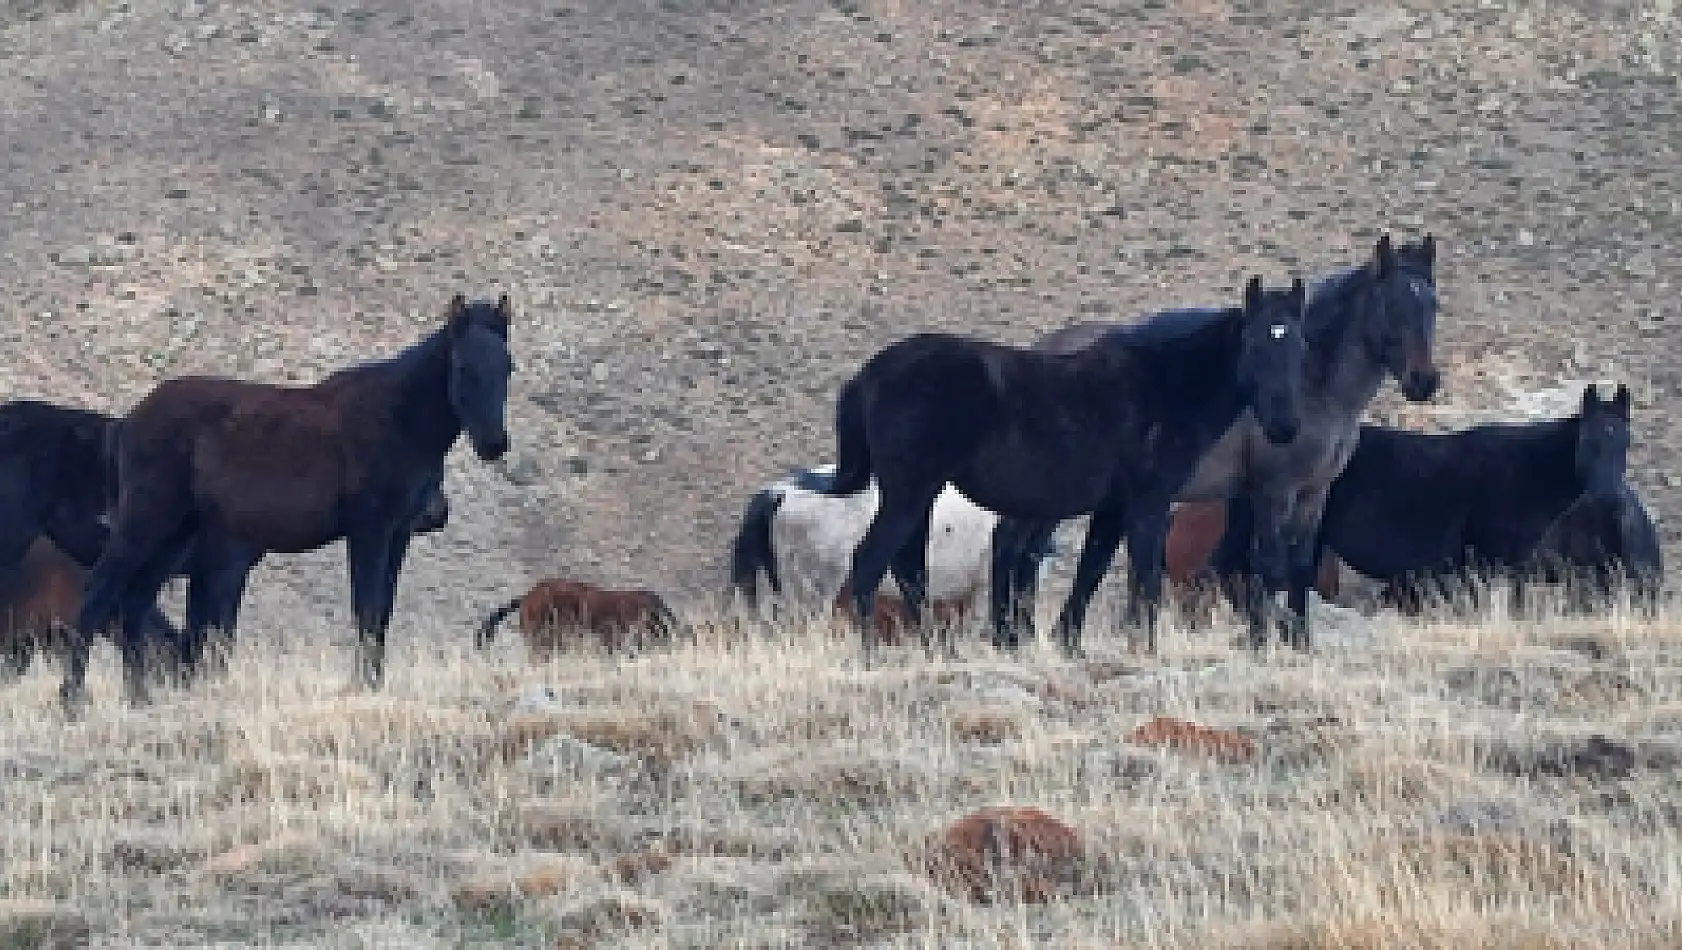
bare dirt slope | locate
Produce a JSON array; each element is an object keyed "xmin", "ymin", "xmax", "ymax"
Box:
[{"xmin": 2, "ymin": 0, "xmax": 1680, "ymax": 623}]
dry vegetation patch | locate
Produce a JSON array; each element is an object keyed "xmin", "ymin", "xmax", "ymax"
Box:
[{"xmin": 0, "ymin": 602, "xmax": 1676, "ymax": 945}]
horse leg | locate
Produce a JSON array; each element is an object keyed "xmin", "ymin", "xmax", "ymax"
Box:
[
  {"xmin": 886, "ymin": 511, "xmax": 937, "ymax": 656},
  {"xmin": 64, "ymin": 505, "xmax": 190, "ymax": 711},
  {"xmin": 112, "ymin": 527, "xmax": 197, "ymax": 705},
  {"xmin": 1120, "ymin": 502, "xmax": 1173, "ymax": 654},
  {"xmin": 1280, "ymin": 491, "xmax": 1333, "ymax": 651},
  {"xmin": 1243, "ymin": 488, "xmax": 1297, "ymax": 650},
  {"xmin": 1052, "ymin": 508, "xmax": 1129, "ymax": 659},
  {"xmin": 183, "ymin": 539, "xmax": 257, "ymax": 682},
  {"xmin": 346, "ymin": 526, "xmax": 414, "ymax": 691},
  {"xmin": 988, "ymin": 517, "xmax": 1033, "ymax": 652},
  {"xmin": 843, "ymin": 492, "xmax": 937, "ymax": 657},
  {"xmin": 997, "ymin": 518, "xmax": 1059, "ymax": 653}
]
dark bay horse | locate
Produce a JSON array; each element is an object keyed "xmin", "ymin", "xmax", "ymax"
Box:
[
  {"xmin": 477, "ymin": 579, "xmax": 686, "ymax": 658},
  {"xmin": 992, "ymin": 233, "xmax": 1441, "ymax": 650},
  {"xmin": 0, "ymin": 395, "xmax": 452, "ymax": 685},
  {"xmin": 2, "ymin": 536, "xmax": 182, "ymax": 683},
  {"xmin": 64, "ymin": 293, "xmax": 514, "ymax": 710},
  {"xmin": 1201, "ymin": 384, "xmax": 1659, "ymax": 616},
  {"xmin": 816, "ymin": 275, "xmax": 1309, "ymax": 657}
]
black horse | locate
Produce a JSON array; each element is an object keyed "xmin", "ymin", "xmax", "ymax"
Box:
[
  {"xmin": 0, "ymin": 400, "xmax": 122, "ymax": 579},
  {"xmin": 815, "ymin": 275, "xmax": 1309, "ymax": 657},
  {"xmin": 65, "ymin": 293, "xmax": 514, "ymax": 710},
  {"xmin": 1201, "ymin": 384, "xmax": 1658, "ymax": 616},
  {"xmin": 991, "ymin": 233, "xmax": 1441, "ymax": 650}
]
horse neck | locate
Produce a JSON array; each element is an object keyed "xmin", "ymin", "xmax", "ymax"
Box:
[
  {"xmin": 1507, "ymin": 417, "xmax": 1587, "ymax": 494},
  {"xmin": 355, "ymin": 328, "xmax": 464, "ymax": 460},
  {"xmin": 1304, "ymin": 271, "xmax": 1388, "ymax": 411},
  {"xmin": 1108, "ymin": 312, "xmax": 1248, "ymax": 436}
]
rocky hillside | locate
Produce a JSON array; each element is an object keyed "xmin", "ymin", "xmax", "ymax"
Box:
[{"xmin": 2, "ymin": 0, "xmax": 1679, "ymax": 624}]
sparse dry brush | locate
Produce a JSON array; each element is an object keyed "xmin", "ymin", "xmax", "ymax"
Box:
[{"xmin": 2, "ymin": 596, "xmax": 1680, "ymax": 947}]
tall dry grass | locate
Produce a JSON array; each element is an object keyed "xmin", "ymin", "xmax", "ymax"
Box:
[{"xmin": 1, "ymin": 587, "xmax": 1679, "ymax": 948}]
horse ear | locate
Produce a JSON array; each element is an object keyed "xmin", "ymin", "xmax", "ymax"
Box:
[
  {"xmin": 1289, "ymin": 277, "xmax": 1306, "ymax": 312},
  {"xmin": 1581, "ymin": 384, "xmax": 1602, "ymax": 415},
  {"xmin": 1422, "ymin": 233, "xmax": 1437, "ymax": 267},
  {"xmin": 1371, "ymin": 233, "xmax": 1395, "ymax": 277},
  {"xmin": 496, "ymin": 293, "xmax": 513, "ymax": 333},
  {"xmin": 1614, "ymin": 383, "xmax": 1632, "ymax": 414},
  {"xmin": 1244, "ymin": 275, "xmax": 1262, "ymax": 312},
  {"xmin": 447, "ymin": 293, "xmax": 468, "ymax": 335}
]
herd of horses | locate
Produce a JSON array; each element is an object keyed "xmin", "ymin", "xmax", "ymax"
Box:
[{"xmin": 0, "ymin": 233, "xmax": 1665, "ymax": 715}]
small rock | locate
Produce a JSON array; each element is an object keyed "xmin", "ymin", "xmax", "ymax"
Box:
[
  {"xmin": 918, "ymin": 806, "xmax": 1097, "ymax": 904},
  {"xmin": 1125, "ymin": 716, "xmax": 1256, "ymax": 764},
  {"xmin": 1517, "ymin": 229, "xmax": 1535, "ymax": 246},
  {"xmin": 53, "ymin": 246, "xmax": 93, "ymax": 267}
]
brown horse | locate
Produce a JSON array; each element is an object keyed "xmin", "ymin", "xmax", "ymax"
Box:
[
  {"xmin": 3, "ymin": 538, "xmax": 180, "ymax": 682},
  {"xmin": 831, "ymin": 581, "xmax": 977, "ymax": 649},
  {"xmin": 1166, "ymin": 501, "xmax": 1341, "ymax": 605},
  {"xmin": 66, "ymin": 293, "xmax": 515, "ymax": 711},
  {"xmin": 477, "ymin": 579, "xmax": 686, "ymax": 659}
]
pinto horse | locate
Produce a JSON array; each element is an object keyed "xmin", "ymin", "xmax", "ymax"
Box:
[
  {"xmin": 477, "ymin": 579, "xmax": 686, "ymax": 658},
  {"xmin": 728, "ymin": 463, "xmax": 1059, "ymax": 609},
  {"xmin": 64, "ymin": 293, "xmax": 514, "ymax": 710},
  {"xmin": 992, "ymin": 234, "xmax": 1440, "ymax": 651},
  {"xmin": 1201, "ymin": 384, "xmax": 1660, "ymax": 617},
  {"xmin": 816, "ymin": 275, "xmax": 1309, "ymax": 658}
]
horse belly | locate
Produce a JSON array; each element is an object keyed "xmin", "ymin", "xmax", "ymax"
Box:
[
  {"xmin": 953, "ymin": 437, "xmax": 1112, "ymax": 520},
  {"xmin": 200, "ymin": 476, "xmax": 343, "ymax": 552},
  {"xmin": 194, "ymin": 433, "xmax": 345, "ymax": 552}
]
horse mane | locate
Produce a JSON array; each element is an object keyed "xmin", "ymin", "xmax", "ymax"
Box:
[
  {"xmin": 1103, "ymin": 305, "xmax": 1237, "ymax": 349},
  {"xmin": 318, "ymin": 324, "xmax": 452, "ymax": 392}
]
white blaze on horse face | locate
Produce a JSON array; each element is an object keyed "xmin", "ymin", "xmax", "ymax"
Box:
[{"xmin": 1270, "ymin": 324, "xmax": 1289, "ymax": 339}]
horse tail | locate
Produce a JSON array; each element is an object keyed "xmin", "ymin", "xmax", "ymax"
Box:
[
  {"xmin": 476, "ymin": 596, "xmax": 523, "ymax": 649},
  {"xmin": 823, "ymin": 377, "xmax": 872, "ymax": 496},
  {"xmin": 647, "ymin": 595, "xmax": 687, "ymax": 644},
  {"xmin": 728, "ymin": 488, "xmax": 784, "ymax": 604}
]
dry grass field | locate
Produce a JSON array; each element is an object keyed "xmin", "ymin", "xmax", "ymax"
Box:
[
  {"xmin": 3, "ymin": 594, "xmax": 1681, "ymax": 947},
  {"xmin": 5, "ymin": 0, "xmax": 1682, "ymax": 945}
]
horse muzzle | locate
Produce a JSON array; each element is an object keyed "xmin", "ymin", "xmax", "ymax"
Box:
[{"xmin": 1401, "ymin": 367, "xmax": 1441, "ymax": 403}]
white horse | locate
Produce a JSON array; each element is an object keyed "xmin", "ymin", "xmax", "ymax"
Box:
[{"xmin": 728, "ymin": 464, "xmax": 1057, "ymax": 608}]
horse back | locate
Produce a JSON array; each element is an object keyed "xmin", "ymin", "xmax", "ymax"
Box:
[{"xmin": 123, "ymin": 377, "xmax": 368, "ymax": 549}]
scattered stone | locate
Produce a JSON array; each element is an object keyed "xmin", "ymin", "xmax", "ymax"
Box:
[{"xmin": 918, "ymin": 806, "xmax": 1096, "ymax": 904}]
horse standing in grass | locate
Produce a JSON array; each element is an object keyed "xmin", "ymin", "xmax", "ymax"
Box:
[
  {"xmin": 815, "ymin": 274, "xmax": 1309, "ymax": 657},
  {"xmin": 64, "ymin": 293, "xmax": 514, "ymax": 710},
  {"xmin": 992, "ymin": 234, "xmax": 1441, "ymax": 650},
  {"xmin": 477, "ymin": 579, "xmax": 686, "ymax": 659},
  {"xmin": 727, "ymin": 463, "xmax": 1059, "ymax": 608},
  {"xmin": 1200, "ymin": 384, "xmax": 1660, "ymax": 617},
  {"xmin": 2, "ymin": 537, "xmax": 182, "ymax": 682}
]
